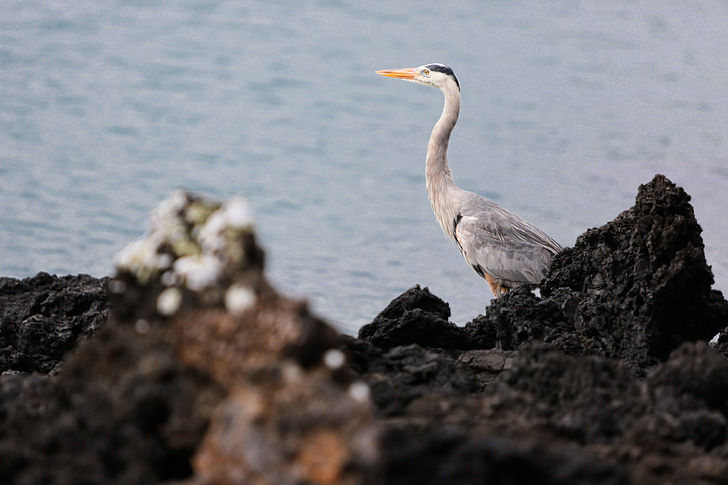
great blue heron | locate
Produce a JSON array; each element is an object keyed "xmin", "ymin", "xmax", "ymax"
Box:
[{"xmin": 376, "ymin": 63, "xmax": 562, "ymax": 298}]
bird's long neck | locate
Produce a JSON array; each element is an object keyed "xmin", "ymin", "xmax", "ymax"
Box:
[{"xmin": 426, "ymin": 85, "xmax": 461, "ymax": 238}]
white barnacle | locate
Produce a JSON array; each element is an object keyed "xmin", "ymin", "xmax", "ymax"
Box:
[
  {"xmin": 155, "ymin": 253, "xmax": 173, "ymax": 271},
  {"xmin": 157, "ymin": 287, "xmax": 182, "ymax": 316},
  {"xmin": 173, "ymin": 254, "xmax": 224, "ymax": 292},
  {"xmin": 323, "ymin": 349, "xmax": 346, "ymax": 370},
  {"xmin": 114, "ymin": 238, "xmax": 150, "ymax": 270},
  {"xmin": 348, "ymin": 381, "xmax": 371, "ymax": 403},
  {"xmin": 113, "ymin": 191, "xmax": 256, "ymax": 292},
  {"xmin": 107, "ymin": 279, "xmax": 126, "ymax": 294},
  {"xmin": 281, "ymin": 360, "xmax": 303, "ymax": 384},
  {"xmin": 225, "ymin": 284, "xmax": 256, "ymax": 314},
  {"xmin": 198, "ymin": 209, "xmax": 228, "ymax": 254},
  {"xmin": 134, "ymin": 319, "xmax": 150, "ymax": 335},
  {"xmin": 160, "ymin": 270, "xmax": 178, "ymax": 287},
  {"xmin": 224, "ymin": 196, "xmax": 254, "ymax": 229},
  {"xmin": 113, "ymin": 238, "xmax": 165, "ymax": 284},
  {"xmin": 184, "ymin": 199, "xmax": 219, "ymax": 227},
  {"xmin": 149, "ymin": 190, "xmax": 189, "ymax": 229},
  {"xmin": 198, "ymin": 196, "xmax": 254, "ymax": 254}
]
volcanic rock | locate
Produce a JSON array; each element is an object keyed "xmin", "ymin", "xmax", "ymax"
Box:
[
  {"xmin": 346, "ymin": 175, "xmax": 728, "ymax": 484},
  {"xmin": 357, "ymin": 285, "xmax": 476, "ymax": 350},
  {"xmin": 0, "ymin": 272, "xmax": 109, "ymax": 374},
  {"xmin": 540, "ymin": 174, "xmax": 728, "ymax": 370}
]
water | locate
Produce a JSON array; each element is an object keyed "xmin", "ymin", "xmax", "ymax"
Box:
[{"xmin": 2, "ymin": 1, "xmax": 727, "ymax": 334}]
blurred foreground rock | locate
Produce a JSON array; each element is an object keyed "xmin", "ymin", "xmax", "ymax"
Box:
[
  {"xmin": 1, "ymin": 176, "xmax": 728, "ymax": 484},
  {"xmin": 0, "ymin": 191, "xmax": 378, "ymax": 484}
]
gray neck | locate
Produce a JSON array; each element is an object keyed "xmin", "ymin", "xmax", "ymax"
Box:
[{"xmin": 426, "ymin": 85, "xmax": 461, "ymax": 239}]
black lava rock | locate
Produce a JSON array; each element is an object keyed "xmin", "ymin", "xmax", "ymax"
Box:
[
  {"xmin": 0, "ymin": 273, "xmax": 110, "ymax": 374},
  {"xmin": 357, "ymin": 285, "xmax": 473, "ymax": 350},
  {"xmin": 541, "ymin": 174, "xmax": 728, "ymax": 370}
]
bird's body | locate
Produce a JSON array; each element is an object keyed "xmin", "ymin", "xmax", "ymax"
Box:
[{"xmin": 376, "ymin": 63, "xmax": 562, "ymax": 298}]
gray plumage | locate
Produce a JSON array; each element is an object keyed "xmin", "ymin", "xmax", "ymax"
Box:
[{"xmin": 377, "ymin": 63, "xmax": 562, "ymax": 297}]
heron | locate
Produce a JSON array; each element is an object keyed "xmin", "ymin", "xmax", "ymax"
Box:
[{"xmin": 376, "ymin": 63, "xmax": 562, "ymax": 298}]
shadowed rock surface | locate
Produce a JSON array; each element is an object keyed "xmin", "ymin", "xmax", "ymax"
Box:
[
  {"xmin": 539, "ymin": 175, "xmax": 728, "ymax": 370},
  {"xmin": 0, "ymin": 272, "xmax": 109, "ymax": 375},
  {"xmin": 1, "ymin": 176, "xmax": 728, "ymax": 484}
]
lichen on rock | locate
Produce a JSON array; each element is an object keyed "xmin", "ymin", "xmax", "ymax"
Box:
[
  {"xmin": 110, "ymin": 191, "xmax": 266, "ymax": 324},
  {"xmin": 115, "ymin": 190, "xmax": 255, "ymax": 286}
]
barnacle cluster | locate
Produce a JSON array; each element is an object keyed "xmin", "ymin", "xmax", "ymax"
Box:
[{"xmin": 113, "ymin": 190, "xmax": 258, "ymax": 316}]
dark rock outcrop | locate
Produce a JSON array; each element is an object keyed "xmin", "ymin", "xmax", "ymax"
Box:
[
  {"xmin": 358, "ymin": 175, "xmax": 728, "ymax": 373},
  {"xmin": 347, "ymin": 175, "xmax": 728, "ymax": 484},
  {"xmin": 0, "ymin": 272, "xmax": 109, "ymax": 374},
  {"xmin": 0, "ymin": 327, "xmax": 222, "ymax": 484},
  {"xmin": 540, "ymin": 175, "xmax": 727, "ymax": 370},
  {"xmin": 378, "ymin": 426, "xmax": 630, "ymax": 485},
  {"xmin": 357, "ymin": 285, "xmax": 482, "ymax": 351}
]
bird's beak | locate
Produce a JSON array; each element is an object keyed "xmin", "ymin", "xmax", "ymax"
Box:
[{"xmin": 375, "ymin": 67, "xmax": 418, "ymax": 80}]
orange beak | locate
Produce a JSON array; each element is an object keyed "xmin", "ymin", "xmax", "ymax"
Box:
[{"xmin": 375, "ymin": 67, "xmax": 418, "ymax": 80}]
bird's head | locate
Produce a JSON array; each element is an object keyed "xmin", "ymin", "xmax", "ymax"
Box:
[{"xmin": 376, "ymin": 63, "xmax": 460, "ymax": 91}]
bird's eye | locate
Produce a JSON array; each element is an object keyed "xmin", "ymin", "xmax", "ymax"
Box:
[{"xmin": 423, "ymin": 69, "xmax": 430, "ymax": 76}]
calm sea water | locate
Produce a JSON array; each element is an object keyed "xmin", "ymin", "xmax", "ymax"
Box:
[{"xmin": 2, "ymin": 1, "xmax": 727, "ymax": 334}]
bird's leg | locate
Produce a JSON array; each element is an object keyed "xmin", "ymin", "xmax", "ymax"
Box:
[{"xmin": 485, "ymin": 274, "xmax": 507, "ymax": 298}]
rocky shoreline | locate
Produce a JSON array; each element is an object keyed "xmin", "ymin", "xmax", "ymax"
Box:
[{"xmin": 1, "ymin": 175, "xmax": 727, "ymax": 484}]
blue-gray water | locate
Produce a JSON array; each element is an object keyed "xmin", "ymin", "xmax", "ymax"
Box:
[{"xmin": 2, "ymin": 1, "xmax": 727, "ymax": 334}]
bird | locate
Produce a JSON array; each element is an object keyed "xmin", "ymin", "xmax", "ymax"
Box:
[{"xmin": 376, "ymin": 63, "xmax": 562, "ymax": 298}]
